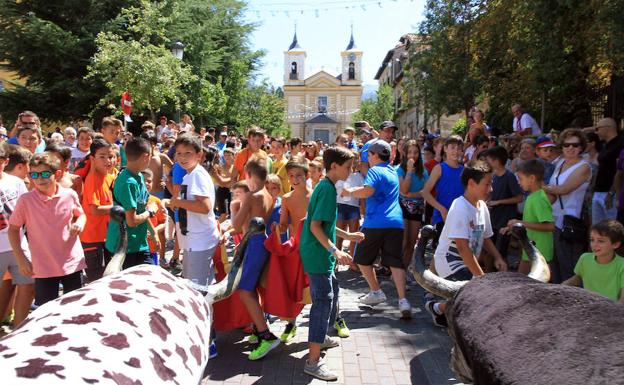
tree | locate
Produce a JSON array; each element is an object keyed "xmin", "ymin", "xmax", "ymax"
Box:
[
  {"xmin": 352, "ymin": 85, "xmax": 394, "ymax": 129},
  {"xmin": 234, "ymin": 82, "xmax": 288, "ymax": 137},
  {"xmin": 0, "ymin": 0, "xmax": 137, "ymax": 123}
]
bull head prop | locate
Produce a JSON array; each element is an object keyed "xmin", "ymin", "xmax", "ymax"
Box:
[
  {"xmin": 409, "ymin": 224, "xmax": 624, "ymax": 385},
  {"xmin": 0, "ymin": 208, "xmax": 267, "ymax": 384}
]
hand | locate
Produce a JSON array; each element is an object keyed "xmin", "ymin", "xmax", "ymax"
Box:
[
  {"xmin": 153, "ymin": 236, "xmax": 161, "ymax": 251},
  {"xmin": 499, "ymin": 226, "xmax": 510, "ymax": 235},
  {"xmin": 407, "ymin": 158, "xmax": 415, "ymax": 171},
  {"xmin": 340, "ymin": 188, "xmax": 352, "ymax": 197},
  {"xmin": 160, "ymin": 181, "xmax": 166, "ymax": 190},
  {"xmin": 440, "ymin": 207, "xmax": 448, "ymax": 221},
  {"xmin": 335, "ymin": 249, "xmax": 353, "ymax": 265},
  {"xmin": 161, "ymin": 198, "xmax": 171, "ymax": 208},
  {"xmin": 506, "ymin": 219, "xmax": 521, "ymax": 228},
  {"xmin": 69, "ymin": 221, "xmax": 84, "ymax": 236},
  {"xmin": 147, "ymin": 202, "xmax": 159, "ymax": 212},
  {"xmin": 348, "ymin": 232, "xmax": 365, "ymax": 242},
  {"xmin": 18, "ymin": 259, "xmax": 33, "ymax": 277},
  {"xmin": 486, "ymin": 200, "xmax": 498, "ymax": 208},
  {"xmin": 494, "ymin": 257, "xmax": 508, "ymax": 272}
]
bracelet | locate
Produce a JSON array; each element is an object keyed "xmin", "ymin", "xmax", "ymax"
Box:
[{"xmin": 327, "ymin": 244, "xmax": 337, "ymax": 255}]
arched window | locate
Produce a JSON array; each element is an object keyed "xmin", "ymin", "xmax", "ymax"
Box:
[
  {"xmin": 290, "ymin": 62, "xmax": 298, "ymax": 80},
  {"xmin": 348, "ymin": 62, "xmax": 355, "ymax": 80}
]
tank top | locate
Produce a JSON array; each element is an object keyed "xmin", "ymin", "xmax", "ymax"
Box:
[
  {"xmin": 550, "ymin": 159, "xmax": 590, "ymax": 229},
  {"xmin": 432, "ymin": 162, "xmax": 465, "ymax": 224}
]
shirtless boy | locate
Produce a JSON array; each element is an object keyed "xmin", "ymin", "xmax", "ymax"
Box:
[
  {"xmin": 280, "ymin": 155, "xmax": 311, "ymax": 237},
  {"xmin": 231, "ymin": 154, "xmax": 280, "ymax": 360}
]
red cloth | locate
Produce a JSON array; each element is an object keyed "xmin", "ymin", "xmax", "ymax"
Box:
[
  {"xmin": 211, "ymin": 233, "xmax": 253, "ymax": 331},
  {"xmin": 260, "ymin": 224, "xmax": 309, "ymax": 319}
]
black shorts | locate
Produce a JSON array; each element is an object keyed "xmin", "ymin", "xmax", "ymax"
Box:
[
  {"xmin": 215, "ymin": 186, "xmax": 231, "ymax": 216},
  {"xmin": 354, "ymin": 228, "xmax": 404, "ymax": 269},
  {"xmin": 399, "ymin": 197, "xmax": 424, "ymax": 222}
]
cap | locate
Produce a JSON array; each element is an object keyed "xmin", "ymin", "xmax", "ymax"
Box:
[
  {"xmin": 159, "ymin": 116, "xmax": 167, "ymax": 121},
  {"xmin": 379, "ymin": 120, "xmax": 397, "ymax": 131},
  {"xmin": 368, "ymin": 139, "xmax": 391, "ymax": 158},
  {"xmin": 360, "ymin": 127, "xmax": 372, "ymax": 135},
  {"xmin": 219, "ymin": 131, "xmax": 228, "ymax": 136},
  {"xmin": 536, "ymin": 136, "xmax": 555, "ymax": 148}
]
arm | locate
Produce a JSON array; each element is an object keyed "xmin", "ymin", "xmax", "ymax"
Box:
[
  {"xmin": 489, "ymin": 194, "xmax": 523, "ymax": 207},
  {"xmin": 399, "ymin": 173, "xmax": 412, "ymax": 195},
  {"xmin": 544, "ymin": 163, "xmax": 590, "ymax": 196},
  {"xmin": 8, "ymin": 225, "xmax": 32, "ymax": 277},
  {"xmin": 125, "ymin": 208, "xmax": 151, "ymax": 228},
  {"xmin": 562, "ymin": 274, "xmax": 582, "ymax": 287},
  {"xmin": 279, "ymin": 197, "xmax": 290, "ymax": 232},
  {"xmin": 454, "ymin": 238, "xmax": 484, "ymax": 276},
  {"xmin": 336, "ymin": 227, "xmax": 364, "ymax": 242},
  {"xmin": 420, "ymin": 164, "xmax": 447, "ymax": 217},
  {"xmin": 170, "ymin": 195, "xmax": 211, "ymax": 214},
  {"xmin": 344, "ymin": 185, "xmax": 375, "ymax": 199},
  {"xmin": 310, "ymin": 220, "xmax": 352, "ymax": 264},
  {"xmin": 231, "ymin": 192, "xmax": 252, "ymax": 233},
  {"xmin": 482, "ymin": 238, "xmax": 507, "ymax": 271},
  {"xmin": 89, "ymin": 204, "xmax": 113, "ymax": 216}
]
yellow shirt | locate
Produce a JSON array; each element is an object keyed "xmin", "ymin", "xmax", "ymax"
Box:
[{"xmin": 273, "ymin": 156, "xmax": 290, "ymax": 196}]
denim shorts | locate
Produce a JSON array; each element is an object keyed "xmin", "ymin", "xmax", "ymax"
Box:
[
  {"xmin": 308, "ymin": 272, "xmax": 339, "ymax": 344},
  {"xmin": 337, "ymin": 203, "xmax": 360, "ymax": 221}
]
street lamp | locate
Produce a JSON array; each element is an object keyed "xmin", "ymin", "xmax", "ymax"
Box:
[{"xmin": 171, "ymin": 41, "xmax": 185, "ymax": 61}]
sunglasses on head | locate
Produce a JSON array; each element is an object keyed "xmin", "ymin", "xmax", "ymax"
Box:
[
  {"xmin": 29, "ymin": 171, "xmax": 53, "ymax": 179},
  {"xmin": 562, "ymin": 142, "xmax": 582, "ymax": 148}
]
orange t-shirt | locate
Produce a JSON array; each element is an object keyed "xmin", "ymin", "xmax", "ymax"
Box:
[
  {"xmin": 147, "ymin": 195, "xmax": 166, "ymax": 253},
  {"xmin": 80, "ymin": 172, "xmax": 115, "ymax": 244},
  {"xmin": 233, "ymin": 148, "xmax": 269, "ymax": 181}
]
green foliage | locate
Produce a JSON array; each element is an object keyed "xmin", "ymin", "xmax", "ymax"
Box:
[
  {"xmin": 451, "ymin": 118, "xmax": 467, "ymax": 136},
  {"xmin": 352, "ymin": 85, "xmax": 395, "ymax": 129},
  {"xmin": 234, "ymin": 82, "xmax": 288, "ymax": 137}
]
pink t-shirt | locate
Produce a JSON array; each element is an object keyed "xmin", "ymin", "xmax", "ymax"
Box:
[{"xmin": 9, "ymin": 185, "xmax": 86, "ymax": 278}]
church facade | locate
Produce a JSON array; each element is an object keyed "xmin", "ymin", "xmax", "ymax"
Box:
[{"xmin": 283, "ymin": 32, "xmax": 363, "ymax": 143}]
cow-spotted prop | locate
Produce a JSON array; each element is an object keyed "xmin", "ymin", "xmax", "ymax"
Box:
[{"xmin": 0, "ymin": 265, "xmax": 211, "ymax": 385}]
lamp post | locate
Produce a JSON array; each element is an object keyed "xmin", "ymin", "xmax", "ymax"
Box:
[{"xmin": 170, "ymin": 41, "xmax": 185, "ymax": 123}]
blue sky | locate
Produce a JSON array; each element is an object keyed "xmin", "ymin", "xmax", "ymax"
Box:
[{"xmin": 244, "ymin": 0, "xmax": 426, "ymax": 91}]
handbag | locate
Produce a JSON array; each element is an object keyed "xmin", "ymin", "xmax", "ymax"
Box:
[{"xmin": 555, "ymin": 163, "xmax": 587, "ymax": 243}]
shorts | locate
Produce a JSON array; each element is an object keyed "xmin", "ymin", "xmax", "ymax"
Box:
[
  {"xmin": 399, "ymin": 197, "xmax": 424, "ymax": 222},
  {"xmin": 122, "ymin": 250, "xmax": 152, "ymax": 270},
  {"xmin": 445, "ymin": 267, "xmax": 472, "ymax": 281},
  {"xmin": 82, "ymin": 242, "xmax": 111, "ymax": 283},
  {"xmin": 0, "ymin": 250, "xmax": 34, "ymax": 285},
  {"xmin": 337, "ymin": 203, "xmax": 360, "ymax": 221},
  {"xmin": 354, "ymin": 228, "xmax": 404, "ymax": 269},
  {"xmin": 237, "ymin": 234, "xmax": 270, "ymax": 292},
  {"xmin": 183, "ymin": 246, "xmax": 217, "ymax": 286},
  {"xmin": 150, "ymin": 252, "xmax": 159, "ymax": 265}
]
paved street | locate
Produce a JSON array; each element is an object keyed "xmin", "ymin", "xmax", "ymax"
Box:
[{"xmin": 202, "ymin": 267, "xmax": 463, "ymax": 385}]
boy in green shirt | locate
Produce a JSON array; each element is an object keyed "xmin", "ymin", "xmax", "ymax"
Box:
[
  {"xmin": 105, "ymin": 138, "xmax": 158, "ymax": 269},
  {"xmin": 564, "ymin": 220, "xmax": 624, "ymax": 302},
  {"xmin": 300, "ymin": 146, "xmax": 364, "ymax": 381},
  {"xmin": 502, "ymin": 159, "xmax": 555, "ymax": 276}
]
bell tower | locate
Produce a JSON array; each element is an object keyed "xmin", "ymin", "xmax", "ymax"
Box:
[
  {"xmin": 284, "ymin": 28, "xmax": 306, "ymax": 86},
  {"xmin": 341, "ymin": 26, "xmax": 363, "ymax": 86}
]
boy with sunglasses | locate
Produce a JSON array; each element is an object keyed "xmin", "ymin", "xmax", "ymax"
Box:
[{"xmin": 8, "ymin": 152, "xmax": 86, "ymax": 306}]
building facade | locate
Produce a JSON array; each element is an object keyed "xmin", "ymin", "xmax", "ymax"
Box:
[{"xmin": 283, "ymin": 32, "xmax": 363, "ymax": 143}]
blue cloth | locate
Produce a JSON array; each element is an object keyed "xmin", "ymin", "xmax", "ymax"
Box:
[
  {"xmin": 362, "ymin": 162, "xmax": 404, "ymax": 229},
  {"xmin": 266, "ymin": 197, "xmax": 288, "ymax": 243},
  {"xmin": 359, "ymin": 139, "xmax": 377, "ymax": 164},
  {"xmin": 238, "ymin": 233, "xmax": 270, "ymax": 292},
  {"xmin": 216, "ymin": 141, "xmax": 226, "ymax": 151},
  {"xmin": 396, "ymin": 166, "xmax": 429, "ymax": 201},
  {"xmin": 7, "ymin": 136, "xmax": 45, "ymax": 153},
  {"xmin": 171, "ymin": 163, "xmax": 187, "ymax": 222},
  {"xmin": 432, "ymin": 162, "xmax": 464, "ymax": 225},
  {"xmin": 307, "ymin": 272, "xmax": 339, "ymax": 344},
  {"xmin": 538, "ymin": 158, "xmax": 555, "ymax": 184},
  {"xmin": 7, "ymin": 136, "xmax": 17, "ymax": 145}
]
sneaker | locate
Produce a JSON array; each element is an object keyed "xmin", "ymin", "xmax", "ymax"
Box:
[
  {"xmin": 304, "ymin": 359, "xmax": 338, "ymax": 381},
  {"xmin": 209, "ymin": 341, "xmax": 218, "ymax": 359},
  {"xmin": 320, "ymin": 336, "xmax": 340, "ymax": 350},
  {"xmin": 359, "ymin": 290, "xmax": 387, "ymax": 306},
  {"xmin": 247, "ymin": 334, "xmax": 258, "ymax": 344},
  {"xmin": 248, "ymin": 336, "xmax": 280, "ymax": 360},
  {"xmin": 334, "ymin": 318, "xmax": 350, "ymax": 338},
  {"xmin": 169, "ymin": 259, "xmax": 182, "ymax": 276},
  {"xmin": 425, "ymin": 301, "xmax": 448, "ymax": 328},
  {"xmin": 398, "ymin": 298, "xmax": 412, "ymax": 320},
  {"xmin": 280, "ymin": 323, "xmax": 297, "ymax": 343}
]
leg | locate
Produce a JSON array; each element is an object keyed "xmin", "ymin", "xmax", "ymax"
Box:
[
  {"xmin": 13, "ymin": 284, "xmax": 34, "ymax": 326},
  {"xmin": 382, "ymin": 229, "xmax": 407, "ymax": 299},
  {"xmin": 336, "ymin": 219, "xmax": 346, "ymax": 251},
  {"xmin": 0, "ymin": 279, "xmax": 15, "ymax": 321},
  {"xmin": 354, "ymin": 228, "xmax": 382, "ymax": 291},
  {"xmin": 518, "ymin": 260, "xmax": 531, "ymax": 275},
  {"xmin": 307, "ymin": 273, "xmax": 334, "ymax": 362},
  {"xmin": 358, "ymin": 265, "xmax": 380, "ymax": 291},
  {"xmin": 34, "ymin": 276, "xmax": 61, "ymax": 306},
  {"xmin": 238, "ymin": 290, "xmax": 269, "ymax": 333},
  {"xmin": 61, "ymin": 271, "xmax": 83, "ymax": 294}
]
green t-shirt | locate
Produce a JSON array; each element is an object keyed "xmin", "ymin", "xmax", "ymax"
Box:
[
  {"xmin": 522, "ymin": 189, "xmax": 554, "ymax": 262},
  {"xmin": 120, "ymin": 147, "xmax": 127, "ymax": 169},
  {"xmin": 300, "ymin": 178, "xmax": 337, "ymax": 274},
  {"xmin": 574, "ymin": 253, "xmax": 624, "ymax": 301},
  {"xmin": 105, "ymin": 168, "xmax": 150, "ymax": 254}
]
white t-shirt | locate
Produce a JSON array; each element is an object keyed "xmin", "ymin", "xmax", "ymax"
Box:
[
  {"xmin": 512, "ymin": 113, "xmax": 541, "ymax": 136},
  {"xmin": 70, "ymin": 147, "xmax": 89, "ymax": 172},
  {"xmin": 336, "ymin": 172, "xmax": 365, "ymax": 207},
  {"xmin": 0, "ymin": 173, "xmax": 29, "ymax": 253},
  {"xmin": 179, "ymin": 123, "xmax": 193, "ymax": 133},
  {"xmin": 178, "ymin": 166, "xmax": 219, "ymax": 251},
  {"xmin": 434, "ymin": 196, "xmax": 493, "ymax": 278}
]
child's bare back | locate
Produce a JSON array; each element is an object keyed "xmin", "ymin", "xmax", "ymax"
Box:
[
  {"xmin": 281, "ymin": 187, "xmax": 311, "ymax": 236},
  {"xmin": 237, "ymin": 187, "xmax": 275, "ymax": 234}
]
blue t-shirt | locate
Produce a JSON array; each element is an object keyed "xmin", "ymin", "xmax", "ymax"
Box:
[
  {"xmin": 396, "ymin": 166, "xmax": 429, "ymax": 201},
  {"xmin": 8, "ymin": 136, "xmax": 46, "ymax": 153},
  {"xmin": 172, "ymin": 162, "xmax": 187, "ymax": 222},
  {"xmin": 362, "ymin": 162, "xmax": 404, "ymax": 229},
  {"xmin": 432, "ymin": 162, "xmax": 464, "ymax": 225}
]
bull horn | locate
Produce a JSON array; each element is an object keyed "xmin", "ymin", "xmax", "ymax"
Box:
[
  {"xmin": 103, "ymin": 206, "xmax": 128, "ymax": 277},
  {"xmin": 408, "ymin": 225, "xmax": 466, "ymax": 300},
  {"xmin": 191, "ymin": 217, "xmax": 266, "ymax": 304},
  {"xmin": 510, "ymin": 223, "xmax": 550, "ymax": 283}
]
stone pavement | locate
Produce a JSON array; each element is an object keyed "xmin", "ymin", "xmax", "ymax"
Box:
[{"xmin": 202, "ymin": 267, "xmax": 464, "ymax": 385}]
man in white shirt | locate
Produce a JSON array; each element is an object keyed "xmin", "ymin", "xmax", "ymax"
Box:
[{"xmin": 512, "ymin": 104, "xmax": 541, "ymax": 136}]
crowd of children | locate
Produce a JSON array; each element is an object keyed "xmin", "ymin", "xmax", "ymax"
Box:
[{"xmin": 0, "ymin": 110, "xmax": 623, "ymax": 383}]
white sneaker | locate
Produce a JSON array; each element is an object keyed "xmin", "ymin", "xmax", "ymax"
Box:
[
  {"xmin": 304, "ymin": 359, "xmax": 338, "ymax": 381},
  {"xmin": 398, "ymin": 298, "xmax": 412, "ymax": 320},
  {"xmin": 320, "ymin": 336, "xmax": 340, "ymax": 350},
  {"xmin": 359, "ymin": 290, "xmax": 387, "ymax": 306}
]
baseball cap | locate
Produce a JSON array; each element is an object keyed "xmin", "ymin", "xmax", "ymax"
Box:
[
  {"xmin": 536, "ymin": 136, "xmax": 555, "ymax": 148},
  {"xmin": 368, "ymin": 139, "xmax": 391, "ymax": 158},
  {"xmin": 219, "ymin": 131, "xmax": 228, "ymax": 136},
  {"xmin": 379, "ymin": 120, "xmax": 397, "ymax": 131},
  {"xmin": 159, "ymin": 116, "xmax": 167, "ymax": 121}
]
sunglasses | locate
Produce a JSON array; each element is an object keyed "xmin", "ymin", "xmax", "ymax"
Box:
[
  {"xmin": 29, "ymin": 171, "xmax": 54, "ymax": 179},
  {"xmin": 562, "ymin": 142, "xmax": 582, "ymax": 148}
]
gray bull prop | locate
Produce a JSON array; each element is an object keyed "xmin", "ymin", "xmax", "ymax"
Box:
[
  {"xmin": 0, "ymin": 206, "xmax": 265, "ymax": 384},
  {"xmin": 409, "ymin": 224, "xmax": 624, "ymax": 385}
]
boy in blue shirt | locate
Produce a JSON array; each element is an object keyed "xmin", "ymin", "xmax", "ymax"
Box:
[{"xmin": 342, "ymin": 140, "xmax": 412, "ymax": 319}]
